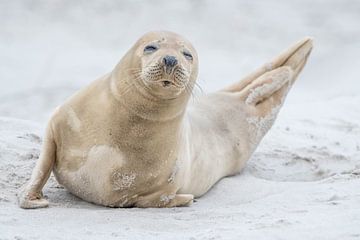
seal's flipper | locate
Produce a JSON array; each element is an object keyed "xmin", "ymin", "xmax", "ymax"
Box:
[
  {"xmin": 222, "ymin": 37, "xmax": 313, "ymax": 94},
  {"xmin": 240, "ymin": 66, "xmax": 293, "ymax": 106},
  {"xmin": 18, "ymin": 123, "xmax": 56, "ymax": 209},
  {"xmin": 17, "ymin": 190, "xmax": 49, "ymax": 209},
  {"xmin": 255, "ymin": 47, "xmax": 312, "ymax": 116},
  {"xmin": 135, "ymin": 192, "xmax": 194, "ymax": 208}
]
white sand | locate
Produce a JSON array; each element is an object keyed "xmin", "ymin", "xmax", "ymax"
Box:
[{"xmin": 1, "ymin": 1, "xmax": 359, "ymax": 239}]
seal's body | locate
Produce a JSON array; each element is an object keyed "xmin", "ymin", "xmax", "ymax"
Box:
[
  {"xmin": 18, "ymin": 31, "xmax": 313, "ymax": 208},
  {"xmin": 51, "ymin": 75, "xmax": 191, "ymax": 207}
]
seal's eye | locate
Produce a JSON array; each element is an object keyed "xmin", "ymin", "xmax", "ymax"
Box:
[
  {"xmin": 183, "ymin": 50, "xmax": 193, "ymax": 60},
  {"xmin": 144, "ymin": 45, "xmax": 158, "ymax": 54}
]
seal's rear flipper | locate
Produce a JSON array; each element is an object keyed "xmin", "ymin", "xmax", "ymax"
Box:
[
  {"xmin": 222, "ymin": 37, "xmax": 313, "ymax": 97},
  {"xmin": 222, "ymin": 37, "xmax": 313, "ymax": 117},
  {"xmin": 241, "ymin": 66, "xmax": 293, "ymax": 106}
]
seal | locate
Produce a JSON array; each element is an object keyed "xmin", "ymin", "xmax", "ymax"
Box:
[{"xmin": 18, "ymin": 31, "xmax": 313, "ymax": 208}]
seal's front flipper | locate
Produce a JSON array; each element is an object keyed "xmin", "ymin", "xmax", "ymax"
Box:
[
  {"xmin": 135, "ymin": 192, "xmax": 194, "ymax": 208},
  {"xmin": 167, "ymin": 194, "xmax": 194, "ymax": 207},
  {"xmin": 18, "ymin": 189, "xmax": 49, "ymax": 209},
  {"xmin": 18, "ymin": 123, "xmax": 56, "ymax": 209}
]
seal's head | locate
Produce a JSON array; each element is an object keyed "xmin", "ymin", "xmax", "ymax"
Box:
[{"xmin": 119, "ymin": 31, "xmax": 198, "ymax": 100}]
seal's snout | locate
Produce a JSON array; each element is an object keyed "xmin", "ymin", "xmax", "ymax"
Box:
[
  {"xmin": 163, "ymin": 55, "xmax": 178, "ymax": 74},
  {"xmin": 163, "ymin": 55, "xmax": 178, "ymax": 67}
]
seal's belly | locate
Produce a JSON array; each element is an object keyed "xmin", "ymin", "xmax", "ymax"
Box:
[{"xmin": 54, "ymin": 144, "xmax": 137, "ymax": 206}]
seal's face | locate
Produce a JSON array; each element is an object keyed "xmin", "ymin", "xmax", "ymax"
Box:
[{"xmin": 132, "ymin": 32, "xmax": 198, "ymax": 99}]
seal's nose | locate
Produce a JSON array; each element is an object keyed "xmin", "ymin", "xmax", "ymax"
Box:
[{"xmin": 163, "ymin": 55, "xmax": 178, "ymax": 68}]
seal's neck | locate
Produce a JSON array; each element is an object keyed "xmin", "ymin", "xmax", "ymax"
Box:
[{"xmin": 110, "ymin": 72, "xmax": 189, "ymax": 122}]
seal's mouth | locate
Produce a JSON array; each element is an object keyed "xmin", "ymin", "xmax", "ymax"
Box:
[
  {"xmin": 140, "ymin": 61, "xmax": 189, "ymax": 96},
  {"xmin": 161, "ymin": 80, "xmax": 174, "ymax": 87}
]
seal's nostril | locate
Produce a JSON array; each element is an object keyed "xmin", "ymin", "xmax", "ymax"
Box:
[{"xmin": 163, "ymin": 55, "xmax": 178, "ymax": 68}]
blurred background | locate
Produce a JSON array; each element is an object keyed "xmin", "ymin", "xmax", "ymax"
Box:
[{"xmin": 1, "ymin": 0, "xmax": 359, "ymax": 122}]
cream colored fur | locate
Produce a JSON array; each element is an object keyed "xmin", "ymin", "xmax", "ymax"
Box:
[{"xmin": 18, "ymin": 31, "xmax": 313, "ymax": 208}]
